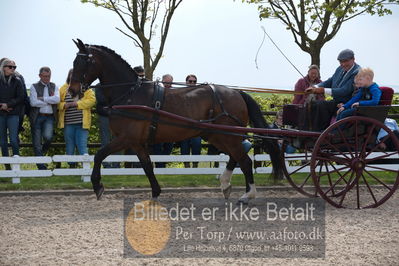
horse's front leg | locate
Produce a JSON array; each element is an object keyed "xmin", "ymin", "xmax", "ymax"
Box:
[
  {"xmin": 92, "ymin": 137, "xmax": 126, "ymax": 200},
  {"xmin": 135, "ymin": 147, "xmax": 161, "ymax": 199}
]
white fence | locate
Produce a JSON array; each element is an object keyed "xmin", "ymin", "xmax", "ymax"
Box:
[
  {"xmin": 0, "ymin": 154, "xmax": 275, "ymax": 184},
  {"xmin": 1, "ymin": 153, "xmax": 397, "ymax": 184}
]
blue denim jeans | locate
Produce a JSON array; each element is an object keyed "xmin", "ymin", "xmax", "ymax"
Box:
[
  {"xmin": 180, "ymin": 137, "xmax": 202, "ymax": 155},
  {"xmin": 336, "ymin": 108, "xmax": 356, "ymax": 121},
  {"xmin": 98, "ymin": 115, "xmax": 120, "ymax": 168},
  {"xmin": 153, "ymin": 142, "xmax": 174, "ymax": 168},
  {"xmin": 0, "ymin": 115, "xmax": 20, "ymax": 156},
  {"xmin": 32, "ymin": 116, "xmax": 55, "ymax": 156},
  {"xmin": 64, "ymin": 123, "xmax": 89, "ymax": 156}
]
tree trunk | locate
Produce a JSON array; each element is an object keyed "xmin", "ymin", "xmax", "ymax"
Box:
[{"xmin": 309, "ymin": 47, "xmax": 321, "ymax": 67}]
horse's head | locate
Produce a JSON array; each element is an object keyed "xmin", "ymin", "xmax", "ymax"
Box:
[{"xmin": 70, "ymin": 39, "xmax": 99, "ymax": 95}]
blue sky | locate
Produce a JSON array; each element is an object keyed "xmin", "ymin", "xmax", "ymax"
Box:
[{"xmin": 2, "ymin": 0, "xmax": 399, "ymax": 91}]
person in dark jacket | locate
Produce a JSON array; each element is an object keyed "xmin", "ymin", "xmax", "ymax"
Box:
[
  {"xmin": 0, "ymin": 58, "xmax": 29, "ymax": 141},
  {"xmin": 305, "ymin": 49, "xmax": 361, "ymax": 131},
  {"xmin": 0, "ymin": 59, "xmax": 24, "ymax": 166}
]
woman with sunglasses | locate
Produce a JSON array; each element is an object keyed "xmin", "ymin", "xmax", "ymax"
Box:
[
  {"xmin": 0, "ymin": 59, "xmax": 24, "ymax": 167},
  {"xmin": 179, "ymin": 74, "xmax": 202, "ymax": 168}
]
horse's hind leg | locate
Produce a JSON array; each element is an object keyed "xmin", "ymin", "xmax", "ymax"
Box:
[
  {"xmin": 212, "ymin": 139, "xmax": 256, "ymax": 203},
  {"xmin": 236, "ymin": 154, "xmax": 256, "ymax": 204},
  {"xmin": 91, "ymin": 137, "xmax": 126, "ymax": 200},
  {"xmin": 222, "ymin": 152, "xmax": 256, "ymax": 204},
  {"xmin": 263, "ymin": 139, "xmax": 284, "ymax": 180},
  {"xmin": 219, "ymin": 158, "xmax": 236, "ymax": 199},
  {"xmin": 135, "ymin": 147, "xmax": 161, "ymax": 199}
]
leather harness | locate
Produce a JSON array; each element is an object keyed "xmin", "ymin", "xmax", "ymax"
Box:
[
  {"xmin": 147, "ymin": 82, "xmax": 165, "ymax": 145},
  {"xmin": 145, "ymin": 84, "xmax": 244, "ymax": 145}
]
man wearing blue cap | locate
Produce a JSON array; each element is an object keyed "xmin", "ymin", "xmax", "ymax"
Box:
[{"xmin": 305, "ymin": 49, "xmax": 361, "ymax": 131}]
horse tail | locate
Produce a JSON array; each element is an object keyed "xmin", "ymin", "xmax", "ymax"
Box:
[
  {"xmin": 239, "ymin": 91, "xmax": 268, "ymax": 128},
  {"xmin": 239, "ymin": 91, "xmax": 284, "ymax": 180}
]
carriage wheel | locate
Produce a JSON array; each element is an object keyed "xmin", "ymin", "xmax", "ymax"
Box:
[
  {"xmin": 281, "ymin": 141, "xmax": 318, "ymax": 197},
  {"xmin": 311, "ymin": 116, "xmax": 399, "ymax": 209}
]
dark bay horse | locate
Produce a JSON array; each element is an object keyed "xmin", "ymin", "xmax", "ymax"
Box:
[{"xmin": 69, "ymin": 39, "xmax": 283, "ymax": 203}]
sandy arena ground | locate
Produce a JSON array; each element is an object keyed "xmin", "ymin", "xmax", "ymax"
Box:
[{"xmin": 0, "ymin": 188, "xmax": 398, "ymax": 265}]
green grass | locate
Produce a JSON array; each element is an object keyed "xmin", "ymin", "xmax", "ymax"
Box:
[
  {"xmin": 0, "ymin": 173, "xmax": 288, "ymax": 191},
  {"xmin": 0, "ymin": 163, "xmax": 396, "ymax": 191}
]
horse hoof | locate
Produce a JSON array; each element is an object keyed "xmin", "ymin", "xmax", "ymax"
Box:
[
  {"xmin": 236, "ymin": 198, "xmax": 249, "ymax": 205},
  {"xmin": 222, "ymin": 184, "xmax": 232, "ymax": 199},
  {"xmin": 95, "ymin": 184, "xmax": 104, "ymax": 200}
]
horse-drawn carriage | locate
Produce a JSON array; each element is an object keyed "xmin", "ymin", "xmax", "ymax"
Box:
[
  {"xmin": 69, "ymin": 39, "xmax": 398, "ymax": 209},
  {"xmin": 279, "ymin": 86, "xmax": 398, "ymax": 208}
]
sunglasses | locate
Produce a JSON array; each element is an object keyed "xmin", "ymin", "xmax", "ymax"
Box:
[
  {"xmin": 187, "ymin": 80, "xmax": 197, "ymax": 84},
  {"xmin": 4, "ymin": 65, "xmax": 17, "ymax": 70}
]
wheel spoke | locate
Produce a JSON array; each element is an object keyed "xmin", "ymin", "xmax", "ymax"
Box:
[
  {"xmin": 299, "ymin": 173, "xmax": 312, "ymax": 189},
  {"xmin": 315, "ymin": 152, "xmax": 350, "ymax": 166},
  {"xmin": 323, "ymin": 168, "xmax": 352, "ymax": 195},
  {"xmin": 289, "ymin": 160, "xmax": 310, "ymax": 175},
  {"xmin": 338, "ymin": 171, "xmax": 355, "ymax": 207},
  {"xmin": 363, "ymin": 169, "xmax": 393, "ymax": 191},
  {"xmin": 364, "ymin": 151, "xmax": 398, "ymax": 162},
  {"xmin": 356, "ymin": 177, "xmax": 360, "ymax": 209},
  {"xmin": 324, "ymin": 161, "xmax": 336, "ymax": 196},
  {"xmin": 337, "ymin": 126, "xmax": 355, "ymax": 158},
  {"xmin": 327, "ymin": 161, "xmax": 350, "ymax": 184},
  {"xmin": 361, "ymin": 123, "xmax": 376, "ymax": 155},
  {"xmin": 354, "ymin": 119, "xmax": 359, "ymax": 157},
  {"xmin": 365, "ymin": 164, "xmax": 399, "ymax": 173},
  {"xmin": 361, "ymin": 172, "xmax": 378, "ymax": 205},
  {"xmin": 366, "ymin": 134, "xmax": 390, "ymax": 157},
  {"xmin": 320, "ymin": 136, "xmax": 352, "ymax": 160},
  {"xmin": 316, "ymin": 164, "xmax": 350, "ymax": 178}
]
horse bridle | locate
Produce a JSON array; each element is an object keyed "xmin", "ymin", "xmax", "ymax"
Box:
[{"xmin": 70, "ymin": 52, "xmax": 96, "ymax": 93}]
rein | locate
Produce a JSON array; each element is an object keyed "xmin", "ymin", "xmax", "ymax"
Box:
[
  {"xmin": 223, "ymin": 84, "xmax": 305, "ymax": 95},
  {"xmin": 89, "ymin": 80, "xmax": 153, "ymax": 89},
  {"xmin": 161, "ymin": 81, "xmax": 306, "ymax": 95}
]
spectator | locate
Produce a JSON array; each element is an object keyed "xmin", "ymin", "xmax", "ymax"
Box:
[
  {"xmin": 207, "ymin": 144, "xmax": 221, "ymax": 168},
  {"xmin": 180, "ymin": 74, "xmax": 202, "ymax": 168},
  {"xmin": 292, "ymin": 65, "xmax": 323, "ymax": 105},
  {"xmin": 58, "ymin": 69, "xmax": 95, "ymax": 168},
  {"xmin": 152, "ymin": 74, "xmax": 174, "ymax": 167},
  {"xmin": 161, "ymin": 74, "xmax": 173, "ymax": 89},
  {"xmin": 336, "ymin": 68, "xmax": 381, "ymax": 121},
  {"xmin": 0, "ymin": 58, "xmax": 29, "ymax": 140},
  {"xmin": 133, "ymin": 65, "xmax": 145, "ymax": 79},
  {"xmin": 29, "ymin": 66, "xmax": 60, "ymax": 170},
  {"xmin": 95, "ymin": 84, "xmax": 120, "ymax": 168},
  {"xmin": 0, "ymin": 59, "xmax": 24, "ymax": 169},
  {"xmin": 377, "ymin": 118, "xmax": 399, "ymax": 151},
  {"xmin": 305, "ymin": 49, "xmax": 361, "ymax": 131}
]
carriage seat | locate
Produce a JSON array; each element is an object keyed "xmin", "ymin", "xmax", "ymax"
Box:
[
  {"xmin": 378, "ymin": 86, "xmax": 394, "ymax": 106},
  {"xmin": 355, "ymin": 86, "xmax": 394, "ymax": 123}
]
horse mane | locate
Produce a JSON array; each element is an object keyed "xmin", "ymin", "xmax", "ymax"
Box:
[{"xmin": 88, "ymin": 44, "xmax": 136, "ymax": 76}]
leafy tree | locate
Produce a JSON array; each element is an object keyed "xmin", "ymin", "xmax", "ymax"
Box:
[
  {"xmin": 81, "ymin": 0, "xmax": 183, "ymax": 79},
  {"xmin": 244, "ymin": 0, "xmax": 399, "ymax": 66}
]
